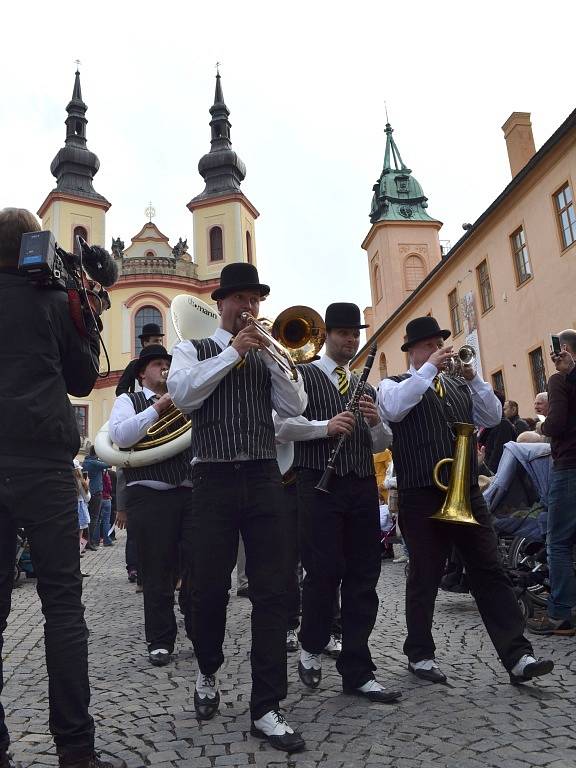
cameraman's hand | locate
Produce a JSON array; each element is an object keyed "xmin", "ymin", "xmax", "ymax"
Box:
[
  {"xmin": 327, "ymin": 411, "xmax": 357, "ymax": 437},
  {"xmin": 153, "ymin": 393, "xmax": 173, "ymax": 416},
  {"xmin": 552, "ymin": 347, "xmax": 575, "ymax": 375},
  {"xmin": 428, "ymin": 345, "xmax": 453, "ymax": 372},
  {"xmin": 231, "ymin": 326, "xmax": 267, "ymax": 358}
]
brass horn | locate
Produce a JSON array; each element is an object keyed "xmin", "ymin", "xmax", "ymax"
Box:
[
  {"xmin": 431, "ymin": 422, "xmax": 480, "ymax": 525},
  {"xmin": 272, "ymin": 305, "xmax": 326, "ymax": 364}
]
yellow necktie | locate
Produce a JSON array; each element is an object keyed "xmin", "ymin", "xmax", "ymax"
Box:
[
  {"xmin": 433, "ymin": 375, "xmax": 445, "ymax": 399},
  {"xmin": 335, "ymin": 366, "xmax": 349, "ymax": 395}
]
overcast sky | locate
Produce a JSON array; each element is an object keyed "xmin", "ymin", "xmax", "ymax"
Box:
[{"xmin": 2, "ymin": 0, "xmax": 574, "ymax": 321}]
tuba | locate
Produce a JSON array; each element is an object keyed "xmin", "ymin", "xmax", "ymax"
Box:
[{"xmin": 431, "ymin": 422, "xmax": 480, "ymax": 525}]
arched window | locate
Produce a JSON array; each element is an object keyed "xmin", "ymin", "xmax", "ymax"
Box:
[
  {"xmin": 379, "ymin": 352, "xmax": 388, "ymax": 379},
  {"xmin": 134, "ymin": 306, "xmax": 162, "ymax": 355},
  {"xmin": 373, "ymin": 263, "xmax": 382, "ymax": 303},
  {"xmin": 145, "ymin": 250, "xmax": 155, "ymax": 258},
  {"xmin": 404, "ymin": 254, "xmax": 426, "ymax": 291},
  {"xmin": 246, "ymin": 231, "xmax": 253, "ymax": 264},
  {"xmin": 73, "ymin": 225, "xmax": 88, "ymax": 256},
  {"xmin": 209, "ymin": 226, "xmax": 223, "ymax": 262}
]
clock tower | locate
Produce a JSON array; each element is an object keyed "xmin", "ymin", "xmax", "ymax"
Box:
[{"xmin": 362, "ymin": 122, "xmax": 442, "ymax": 333}]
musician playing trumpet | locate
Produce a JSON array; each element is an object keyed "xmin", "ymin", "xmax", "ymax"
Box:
[
  {"xmin": 275, "ymin": 303, "xmax": 400, "ymax": 704},
  {"xmin": 108, "ymin": 345, "xmax": 195, "ymax": 668},
  {"xmin": 167, "ymin": 263, "xmax": 307, "ymax": 754},
  {"xmin": 377, "ymin": 316, "xmax": 553, "ymax": 686}
]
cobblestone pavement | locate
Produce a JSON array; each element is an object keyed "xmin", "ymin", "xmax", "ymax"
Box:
[{"xmin": 4, "ymin": 533, "xmax": 575, "ymax": 768}]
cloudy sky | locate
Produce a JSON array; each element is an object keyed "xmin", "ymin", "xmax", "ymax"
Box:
[{"xmin": 2, "ymin": 0, "xmax": 574, "ymax": 320}]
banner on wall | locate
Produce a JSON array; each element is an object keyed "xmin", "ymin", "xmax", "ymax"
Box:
[{"xmin": 462, "ymin": 292, "xmax": 483, "ymax": 379}]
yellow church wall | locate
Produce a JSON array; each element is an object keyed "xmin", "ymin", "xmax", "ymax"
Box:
[
  {"xmin": 193, "ymin": 198, "xmax": 257, "ymax": 281},
  {"xmin": 40, "ymin": 197, "xmax": 107, "ymax": 250}
]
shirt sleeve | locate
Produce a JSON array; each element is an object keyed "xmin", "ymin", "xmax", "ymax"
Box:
[
  {"xmin": 377, "ymin": 362, "xmax": 437, "ymax": 422},
  {"xmin": 274, "ymin": 413, "xmax": 328, "ymax": 443},
  {"xmin": 542, "ymin": 374, "xmax": 569, "ymax": 437},
  {"xmin": 467, "ymin": 375, "xmax": 502, "ymax": 427},
  {"xmin": 108, "ymin": 393, "xmax": 159, "ymax": 449},
  {"xmin": 167, "ymin": 340, "xmax": 241, "ymax": 412},
  {"xmin": 370, "ymin": 421, "xmax": 393, "ymax": 452},
  {"xmin": 264, "ymin": 354, "xmax": 308, "ymax": 417}
]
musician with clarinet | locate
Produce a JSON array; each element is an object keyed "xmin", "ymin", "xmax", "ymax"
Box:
[{"xmin": 275, "ymin": 303, "xmax": 400, "ymax": 703}]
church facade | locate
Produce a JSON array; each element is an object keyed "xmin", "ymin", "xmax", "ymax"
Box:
[
  {"xmin": 356, "ymin": 109, "xmax": 576, "ymax": 417},
  {"xmin": 38, "ymin": 69, "xmax": 258, "ymax": 449}
]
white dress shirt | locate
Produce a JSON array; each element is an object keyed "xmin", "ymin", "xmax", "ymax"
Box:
[
  {"xmin": 108, "ymin": 387, "xmax": 190, "ymax": 490},
  {"xmin": 377, "ymin": 361, "xmax": 502, "ymax": 427},
  {"xmin": 274, "ymin": 354, "xmax": 392, "ymax": 452},
  {"xmin": 167, "ymin": 327, "xmax": 307, "ymax": 417}
]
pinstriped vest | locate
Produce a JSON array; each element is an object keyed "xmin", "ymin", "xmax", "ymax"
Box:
[
  {"xmin": 388, "ymin": 373, "xmax": 478, "ymax": 490},
  {"xmin": 122, "ymin": 392, "xmax": 194, "ymax": 484},
  {"xmin": 191, "ymin": 339, "xmax": 276, "ymax": 460},
  {"xmin": 293, "ymin": 364, "xmax": 376, "ymax": 478}
]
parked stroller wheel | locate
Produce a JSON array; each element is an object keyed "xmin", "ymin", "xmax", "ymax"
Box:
[
  {"xmin": 516, "ymin": 590, "xmax": 534, "ymax": 620},
  {"xmin": 508, "ymin": 535, "xmax": 548, "ymax": 609},
  {"xmin": 13, "ymin": 563, "xmax": 22, "ymax": 587}
]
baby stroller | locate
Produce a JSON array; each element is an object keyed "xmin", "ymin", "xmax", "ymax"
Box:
[{"xmin": 13, "ymin": 528, "xmax": 31, "ymax": 587}]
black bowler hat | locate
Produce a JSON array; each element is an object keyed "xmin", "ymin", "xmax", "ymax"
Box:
[
  {"xmin": 325, "ymin": 303, "xmax": 368, "ymax": 330},
  {"xmin": 139, "ymin": 323, "xmax": 164, "ymax": 340},
  {"xmin": 401, "ymin": 316, "xmax": 451, "ymax": 352},
  {"xmin": 134, "ymin": 344, "xmax": 172, "ymax": 376},
  {"xmin": 211, "ymin": 263, "xmax": 270, "ymax": 301}
]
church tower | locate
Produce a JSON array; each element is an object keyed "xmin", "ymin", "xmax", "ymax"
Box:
[
  {"xmin": 38, "ymin": 69, "xmax": 110, "ymax": 250},
  {"xmin": 188, "ymin": 71, "xmax": 259, "ymax": 284},
  {"xmin": 362, "ymin": 122, "xmax": 442, "ymax": 333}
]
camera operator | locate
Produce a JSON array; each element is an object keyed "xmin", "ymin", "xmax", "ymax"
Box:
[
  {"xmin": 527, "ymin": 330, "xmax": 576, "ymax": 636},
  {"xmin": 0, "ymin": 208, "xmax": 125, "ymax": 768}
]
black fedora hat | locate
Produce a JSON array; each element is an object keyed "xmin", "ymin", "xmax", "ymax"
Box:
[
  {"xmin": 138, "ymin": 323, "xmax": 164, "ymax": 340},
  {"xmin": 134, "ymin": 344, "xmax": 172, "ymax": 376},
  {"xmin": 325, "ymin": 303, "xmax": 368, "ymax": 330},
  {"xmin": 211, "ymin": 263, "xmax": 270, "ymax": 301},
  {"xmin": 401, "ymin": 316, "xmax": 451, "ymax": 352}
]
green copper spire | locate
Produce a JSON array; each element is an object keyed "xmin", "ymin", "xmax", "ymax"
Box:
[{"xmin": 369, "ymin": 123, "xmax": 435, "ymax": 224}]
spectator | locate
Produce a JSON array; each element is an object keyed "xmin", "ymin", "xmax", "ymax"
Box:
[
  {"xmin": 73, "ymin": 460, "xmax": 91, "ymax": 553},
  {"xmin": 99, "ymin": 470, "xmax": 114, "ymax": 547},
  {"xmin": 503, "ymin": 400, "xmax": 530, "ymax": 437},
  {"xmin": 479, "ymin": 391, "xmax": 517, "ymax": 473},
  {"xmin": 527, "ymin": 330, "xmax": 576, "ymax": 636},
  {"xmin": 82, "ymin": 446, "xmax": 110, "ymax": 550},
  {"xmin": 517, "ymin": 393, "xmax": 549, "ymax": 444}
]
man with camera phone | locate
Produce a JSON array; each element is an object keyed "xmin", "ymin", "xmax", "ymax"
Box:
[{"xmin": 0, "ymin": 208, "xmax": 125, "ymax": 768}]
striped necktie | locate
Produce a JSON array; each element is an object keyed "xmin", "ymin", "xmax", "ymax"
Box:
[
  {"xmin": 335, "ymin": 366, "xmax": 349, "ymax": 396},
  {"xmin": 433, "ymin": 375, "xmax": 445, "ymax": 399}
]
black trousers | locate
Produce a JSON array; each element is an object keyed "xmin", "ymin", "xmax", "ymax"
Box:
[
  {"xmin": 125, "ymin": 484, "xmax": 192, "ymax": 653},
  {"xmin": 0, "ymin": 466, "xmax": 94, "ymax": 759},
  {"xmin": 187, "ymin": 460, "xmax": 290, "ymax": 720},
  {"xmin": 87, "ymin": 492, "xmax": 102, "ymax": 546},
  {"xmin": 399, "ymin": 485, "xmax": 534, "ymax": 669},
  {"xmin": 296, "ymin": 469, "xmax": 381, "ymax": 688},
  {"xmin": 285, "ymin": 481, "xmax": 342, "ymax": 635}
]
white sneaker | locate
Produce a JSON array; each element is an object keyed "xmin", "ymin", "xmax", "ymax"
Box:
[
  {"xmin": 253, "ymin": 710, "xmax": 295, "ymax": 737},
  {"xmin": 323, "ymin": 635, "xmax": 342, "ymax": 657},
  {"xmin": 393, "ymin": 555, "xmax": 409, "ymax": 564},
  {"xmin": 299, "ymin": 649, "xmax": 322, "ymax": 670},
  {"xmin": 196, "ymin": 671, "xmax": 219, "ymax": 699}
]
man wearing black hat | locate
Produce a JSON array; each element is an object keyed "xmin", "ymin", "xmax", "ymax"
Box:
[
  {"xmin": 378, "ymin": 316, "xmax": 553, "ymax": 685},
  {"xmin": 109, "ymin": 345, "xmax": 194, "ymax": 667},
  {"xmin": 168, "ymin": 263, "xmax": 307, "ymax": 753},
  {"xmin": 275, "ymin": 302, "xmax": 400, "ymax": 704},
  {"xmin": 115, "ymin": 323, "xmax": 165, "ymax": 396}
]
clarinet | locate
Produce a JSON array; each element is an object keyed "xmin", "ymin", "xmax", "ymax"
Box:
[{"xmin": 315, "ymin": 343, "xmax": 378, "ymax": 493}]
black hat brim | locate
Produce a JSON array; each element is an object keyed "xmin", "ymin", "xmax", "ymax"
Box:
[
  {"xmin": 134, "ymin": 354, "xmax": 172, "ymax": 377},
  {"xmin": 401, "ymin": 328, "xmax": 451, "ymax": 352},
  {"xmin": 211, "ymin": 283, "xmax": 270, "ymax": 301},
  {"xmin": 326, "ymin": 323, "xmax": 370, "ymax": 330}
]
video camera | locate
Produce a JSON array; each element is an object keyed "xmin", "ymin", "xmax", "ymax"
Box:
[{"xmin": 18, "ymin": 230, "xmax": 118, "ymax": 336}]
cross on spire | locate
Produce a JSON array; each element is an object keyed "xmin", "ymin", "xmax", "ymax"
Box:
[
  {"xmin": 145, "ymin": 201, "xmax": 156, "ymax": 222},
  {"xmin": 75, "ymin": 59, "xmax": 81, "ymax": 72}
]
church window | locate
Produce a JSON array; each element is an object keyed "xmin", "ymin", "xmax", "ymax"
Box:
[
  {"xmin": 476, "ymin": 260, "xmax": 494, "ymax": 312},
  {"xmin": 529, "ymin": 347, "xmax": 547, "ymax": 396},
  {"xmin": 134, "ymin": 306, "xmax": 162, "ymax": 355},
  {"xmin": 379, "ymin": 352, "xmax": 388, "ymax": 379},
  {"xmin": 510, "ymin": 227, "xmax": 532, "ymax": 285},
  {"xmin": 373, "ymin": 263, "xmax": 382, "ymax": 303},
  {"xmin": 554, "ymin": 183, "xmax": 576, "ymax": 250},
  {"xmin": 73, "ymin": 226, "xmax": 88, "ymax": 256},
  {"xmin": 246, "ymin": 231, "xmax": 253, "ymax": 264},
  {"xmin": 448, "ymin": 288, "xmax": 462, "ymax": 336},
  {"xmin": 73, "ymin": 405, "xmax": 88, "ymax": 439},
  {"xmin": 209, "ymin": 226, "xmax": 224, "ymax": 262},
  {"xmin": 492, "ymin": 370, "xmax": 505, "ymax": 398},
  {"xmin": 404, "ymin": 255, "xmax": 425, "ymax": 291},
  {"xmin": 145, "ymin": 250, "xmax": 155, "ymax": 258}
]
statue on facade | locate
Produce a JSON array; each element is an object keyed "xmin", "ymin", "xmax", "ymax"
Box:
[
  {"xmin": 172, "ymin": 237, "xmax": 189, "ymax": 259},
  {"xmin": 111, "ymin": 237, "xmax": 125, "ymax": 258}
]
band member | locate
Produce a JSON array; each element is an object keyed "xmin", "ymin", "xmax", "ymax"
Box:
[
  {"xmin": 115, "ymin": 323, "xmax": 165, "ymax": 396},
  {"xmin": 109, "ymin": 345, "xmax": 194, "ymax": 667},
  {"xmin": 378, "ymin": 316, "xmax": 554, "ymax": 684},
  {"xmin": 168, "ymin": 263, "xmax": 307, "ymax": 754},
  {"xmin": 275, "ymin": 303, "xmax": 400, "ymax": 703}
]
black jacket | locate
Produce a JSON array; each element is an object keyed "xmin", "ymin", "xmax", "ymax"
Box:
[
  {"xmin": 116, "ymin": 358, "xmax": 138, "ymax": 396},
  {"xmin": 0, "ymin": 270, "xmax": 100, "ymax": 465}
]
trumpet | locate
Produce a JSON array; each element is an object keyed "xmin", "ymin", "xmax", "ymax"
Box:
[
  {"xmin": 444, "ymin": 344, "xmax": 476, "ymax": 377},
  {"xmin": 241, "ymin": 312, "xmax": 299, "ymax": 380}
]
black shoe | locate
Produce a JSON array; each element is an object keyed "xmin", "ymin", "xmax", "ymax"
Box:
[
  {"xmin": 84, "ymin": 544, "xmax": 98, "ymax": 552},
  {"xmin": 298, "ymin": 660, "xmax": 321, "ymax": 688},
  {"xmin": 0, "ymin": 752, "xmax": 16, "ymax": 768},
  {"xmin": 408, "ymin": 663, "xmax": 447, "ymax": 684},
  {"xmin": 343, "ymin": 681, "xmax": 402, "ymax": 703},
  {"xmin": 194, "ymin": 682, "xmax": 220, "ymax": 720},
  {"xmin": 250, "ymin": 711, "xmax": 306, "ymax": 753},
  {"xmin": 59, "ymin": 754, "xmax": 127, "ymax": 768},
  {"xmin": 148, "ymin": 649, "xmax": 172, "ymax": 667},
  {"xmin": 127, "ymin": 570, "xmax": 137, "ymax": 583},
  {"xmin": 236, "ymin": 587, "xmax": 250, "ymax": 598},
  {"xmin": 509, "ymin": 657, "xmax": 554, "ymax": 685}
]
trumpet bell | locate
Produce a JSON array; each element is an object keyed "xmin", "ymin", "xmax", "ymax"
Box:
[{"xmin": 272, "ymin": 305, "xmax": 326, "ymax": 363}]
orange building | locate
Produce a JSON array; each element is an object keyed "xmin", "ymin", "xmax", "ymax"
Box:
[{"xmin": 356, "ymin": 109, "xmax": 576, "ymax": 419}]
